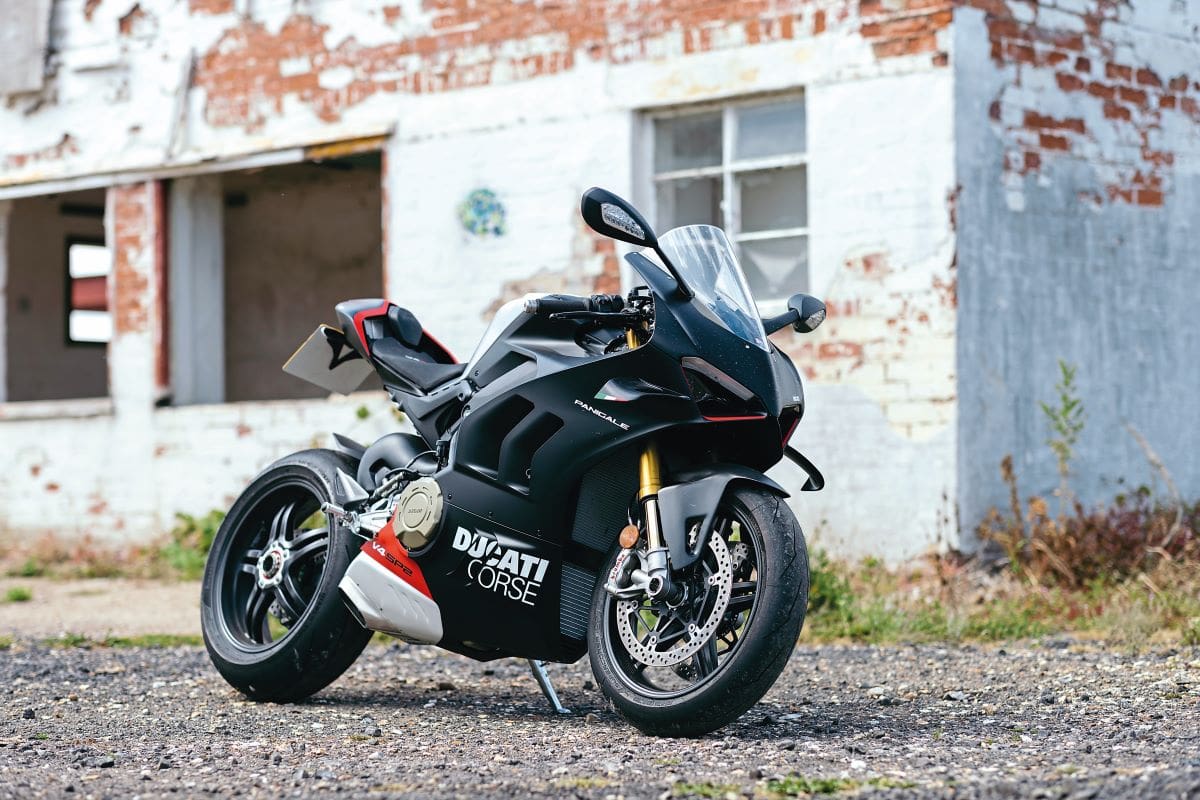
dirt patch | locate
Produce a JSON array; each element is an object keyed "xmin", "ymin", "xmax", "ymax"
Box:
[{"xmin": 0, "ymin": 578, "xmax": 200, "ymax": 639}]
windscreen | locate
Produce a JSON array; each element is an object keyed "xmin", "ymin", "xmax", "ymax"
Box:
[{"xmin": 657, "ymin": 225, "xmax": 769, "ymax": 351}]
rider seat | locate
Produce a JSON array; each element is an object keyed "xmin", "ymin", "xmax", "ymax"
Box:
[{"xmin": 334, "ymin": 299, "xmax": 463, "ymax": 394}]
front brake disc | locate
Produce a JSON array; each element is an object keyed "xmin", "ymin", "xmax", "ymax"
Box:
[{"xmin": 615, "ymin": 532, "xmax": 733, "ymax": 667}]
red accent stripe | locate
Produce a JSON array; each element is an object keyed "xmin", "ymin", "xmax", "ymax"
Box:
[
  {"xmin": 703, "ymin": 414, "xmax": 767, "ymax": 422},
  {"xmin": 783, "ymin": 417, "xmax": 800, "ymax": 445},
  {"xmin": 362, "ymin": 518, "xmax": 432, "ymax": 599},
  {"xmin": 352, "ymin": 300, "xmax": 391, "ymax": 356},
  {"xmin": 421, "ymin": 328, "xmax": 457, "ymax": 364}
]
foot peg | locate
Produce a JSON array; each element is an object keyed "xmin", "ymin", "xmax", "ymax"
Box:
[{"xmin": 527, "ymin": 659, "xmax": 570, "ymax": 715}]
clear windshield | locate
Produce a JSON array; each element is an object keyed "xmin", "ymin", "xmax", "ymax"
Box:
[{"xmin": 657, "ymin": 225, "xmax": 768, "ymax": 351}]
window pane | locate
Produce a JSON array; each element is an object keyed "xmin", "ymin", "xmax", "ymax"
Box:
[
  {"xmin": 69, "ymin": 309, "xmax": 112, "ymax": 343},
  {"xmin": 740, "ymin": 236, "xmax": 808, "ymax": 299},
  {"xmin": 738, "ymin": 166, "xmax": 806, "ymax": 233},
  {"xmin": 656, "ymin": 176, "xmax": 723, "ymax": 230},
  {"xmin": 69, "ymin": 243, "xmax": 110, "ymax": 278},
  {"xmin": 735, "ymin": 99, "xmax": 805, "ymax": 160},
  {"xmin": 654, "ymin": 112, "xmax": 722, "ymax": 173}
]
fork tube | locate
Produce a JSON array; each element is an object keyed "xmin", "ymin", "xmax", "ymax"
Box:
[{"xmin": 638, "ymin": 442, "xmax": 664, "ymax": 551}]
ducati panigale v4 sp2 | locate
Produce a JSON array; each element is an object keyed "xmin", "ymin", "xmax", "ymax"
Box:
[{"xmin": 200, "ymin": 188, "xmax": 827, "ymax": 736}]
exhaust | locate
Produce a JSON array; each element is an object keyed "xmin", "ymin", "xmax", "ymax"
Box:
[{"xmin": 338, "ymin": 552, "xmax": 443, "ymax": 644}]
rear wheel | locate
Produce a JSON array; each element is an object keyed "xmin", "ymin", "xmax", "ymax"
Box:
[
  {"xmin": 201, "ymin": 449, "xmax": 371, "ymax": 702},
  {"xmin": 588, "ymin": 485, "xmax": 808, "ymax": 737}
]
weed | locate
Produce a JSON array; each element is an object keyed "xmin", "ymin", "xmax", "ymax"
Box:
[
  {"xmin": 768, "ymin": 775, "xmax": 855, "ymax": 795},
  {"xmin": 43, "ymin": 633, "xmax": 202, "ymax": 649},
  {"xmin": 159, "ymin": 510, "xmax": 225, "ymax": 580},
  {"xmin": 356, "ymin": 405, "xmax": 371, "ymax": 420},
  {"xmin": 554, "ymin": 776, "xmax": 614, "ymax": 790},
  {"xmin": 673, "ymin": 781, "xmax": 739, "ymax": 798},
  {"xmin": 1184, "ymin": 618, "xmax": 1200, "ymax": 647},
  {"xmin": 0, "ymin": 636, "xmax": 12, "ymax": 650},
  {"xmin": 1040, "ymin": 359, "xmax": 1085, "ymax": 509},
  {"xmin": 45, "ymin": 633, "xmax": 91, "ymax": 648},
  {"xmin": 4, "ymin": 586, "xmax": 32, "ymax": 603},
  {"xmin": 11, "ymin": 558, "xmax": 44, "ymax": 578},
  {"xmin": 32, "ymin": 733, "xmax": 49, "ymax": 741}
]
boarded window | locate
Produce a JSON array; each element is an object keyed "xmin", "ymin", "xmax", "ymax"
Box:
[{"xmin": 67, "ymin": 241, "xmax": 112, "ymax": 345}]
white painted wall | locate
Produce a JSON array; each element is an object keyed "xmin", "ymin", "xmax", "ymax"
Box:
[{"xmin": 0, "ymin": 1, "xmax": 958, "ymax": 560}]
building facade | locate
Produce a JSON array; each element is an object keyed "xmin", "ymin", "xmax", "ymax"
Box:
[{"xmin": 0, "ymin": 0, "xmax": 1195, "ymax": 560}]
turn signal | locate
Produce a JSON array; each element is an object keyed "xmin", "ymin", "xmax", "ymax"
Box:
[{"xmin": 618, "ymin": 524, "xmax": 640, "ymax": 549}]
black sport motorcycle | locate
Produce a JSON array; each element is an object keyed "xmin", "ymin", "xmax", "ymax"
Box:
[{"xmin": 200, "ymin": 187, "xmax": 827, "ymax": 736}]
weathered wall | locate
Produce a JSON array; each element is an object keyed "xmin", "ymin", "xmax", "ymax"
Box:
[
  {"xmin": 384, "ymin": 5, "xmax": 958, "ymax": 560},
  {"xmin": 222, "ymin": 159, "xmax": 384, "ymax": 402},
  {"xmin": 3, "ymin": 190, "xmax": 108, "ymax": 401},
  {"xmin": 956, "ymin": 0, "xmax": 1200, "ymax": 538},
  {"xmin": 0, "ymin": 0, "xmax": 960, "ymax": 558}
]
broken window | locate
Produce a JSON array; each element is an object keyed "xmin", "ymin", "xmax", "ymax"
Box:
[
  {"xmin": 649, "ymin": 95, "xmax": 808, "ymax": 304},
  {"xmin": 67, "ymin": 240, "xmax": 112, "ymax": 344},
  {"xmin": 168, "ymin": 154, "xmax": 385, "ymax": 404},
  {"xmin": 2, "ymin": 190, "xmax": 109, "ymax": 402}
]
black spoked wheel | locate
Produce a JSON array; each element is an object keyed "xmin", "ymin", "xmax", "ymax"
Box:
[
  {"xmin": 606, "ymin": 506, "xmax": 760, "ymax": 697},
  {"xmin": 220, "ymin": 486, "xmax": 329, "ymax": 649},
  {"xmin": 201, "ymin": 450, "xmax": 371, "ymax": 702},
  {"xmin": 588, "ymin": 485, "xmax": 809, "ymax": 737}
]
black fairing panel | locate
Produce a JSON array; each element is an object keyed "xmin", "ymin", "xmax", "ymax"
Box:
[
  {"xmin": 399, "ymin": 252, "xmax": 806, "ymax": 663},
  {"xmin": 656, "ymin": 464, "xmax": 788, "ymax": 570}
]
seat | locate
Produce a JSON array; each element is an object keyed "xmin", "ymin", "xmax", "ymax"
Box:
[{"xmin": 371, "ymin": 338, "xmax": 466, "ymax": 393}]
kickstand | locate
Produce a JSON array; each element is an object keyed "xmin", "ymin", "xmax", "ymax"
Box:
[{"xmin": 527, "ymin": 659, "xmax": 571, "ymax": 715}]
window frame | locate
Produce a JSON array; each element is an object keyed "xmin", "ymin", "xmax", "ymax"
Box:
[
  {"xmin": 63, "ymin": 235, "xmax": 111, "ymax": 348},
  {"xmin": 641, "ymin": 92, "xmax": 809, "ymax": 309}
]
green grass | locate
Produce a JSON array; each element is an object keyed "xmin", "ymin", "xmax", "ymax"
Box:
[
  {"xmin": 4, "ymin": 586, "xmax": 32, "ymax": 603},
  {"xmin": 0, "ymin": 636, "xmax": 12, "ymax": 650},
  {"xmin": 43, "ymin": 633, "xmax": 202, "ymax": 649},
  {"xmin": 673, "ymin": 781, "xmax": 740, "ymax": 798},
  {"xmin": 157, "ymin": 510, "xmax": 224, "ymax": 580},
  {"xmin": 799, "ymin": 548, "xmax": 1200, "ymax": 648},
  {"xmin": 11, "ymin": 558, "xmax": 45, "ymax": 578},
  {"xmin": 553, "ymin": 777, "xmax": 614, "ymax": 790},
  {"xmin": 766, "ymin": 775, "xmax": 915, "ymax": 796}
]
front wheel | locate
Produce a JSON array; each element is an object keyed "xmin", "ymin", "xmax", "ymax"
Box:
[
  {"xmin": 201, "ymin": 449, "xmax": 372, "ymax": 702},
  {"xmin": 587, "ymin": 485, "xmax": 809, "ymax": 737}
]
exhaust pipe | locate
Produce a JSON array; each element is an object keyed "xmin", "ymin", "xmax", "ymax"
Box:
[{"xmin": 338, "ymin": 552, "xmax": 443, "ymax": 644}]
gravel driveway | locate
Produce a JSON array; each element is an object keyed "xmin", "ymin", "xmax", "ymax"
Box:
[{"xmin": 2, "ymin": 639, "xmax": 1199, "ymax": 799}]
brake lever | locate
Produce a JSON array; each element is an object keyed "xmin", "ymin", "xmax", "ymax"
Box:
[{"xmin": 549, "ymin": 310, "xmax": 645, "ymax": 325}]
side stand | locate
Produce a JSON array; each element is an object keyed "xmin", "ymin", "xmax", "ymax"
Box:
[{"xmin": 527, "ymin": 659, "xmax": 571, "ymax": 714}]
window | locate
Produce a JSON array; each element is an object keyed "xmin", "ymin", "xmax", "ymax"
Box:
[
  {"xmin": 66, "ymin": 239, "xmax": 111, "ymax": 344},
  {"xmin": 649, "ymin": 96, "xmax": 808, "ymax": 305}
]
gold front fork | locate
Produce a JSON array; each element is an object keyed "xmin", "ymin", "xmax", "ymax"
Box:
[{"xmin": 638, "ymin": 443, "xmax": 665, "ymax": 551}]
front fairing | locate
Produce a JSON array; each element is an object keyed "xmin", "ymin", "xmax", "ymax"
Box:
[{"xmin": 626, "ymin": 251, "xmax": 797, "ymax": 423}]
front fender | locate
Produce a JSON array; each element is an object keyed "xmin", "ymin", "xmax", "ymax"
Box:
[{"xmin": 656, "ymin": 464, "xmax": 788, "ymax": 569}]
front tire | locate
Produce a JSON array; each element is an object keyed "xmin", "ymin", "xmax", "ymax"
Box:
[
  {"xmin": 201, "ymin": 449, "xmax": 372, "ymax": 702},
  {"xmin": 587, "ymin": 485, "xmax": 809, "ymax": 737}
]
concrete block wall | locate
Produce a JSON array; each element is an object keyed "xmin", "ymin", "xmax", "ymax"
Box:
[
  {"xmin": 0, "ymin": 0, "xmax": 960, "ymax": 559},
  {"xmin": 955, "ymin": 0, "xmax": 1200, "ymax": 538}
]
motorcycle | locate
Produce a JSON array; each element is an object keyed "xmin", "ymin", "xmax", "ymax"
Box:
[{"xmin": 200, "ymin": 187, "xmax": 826, "ymax": 737}]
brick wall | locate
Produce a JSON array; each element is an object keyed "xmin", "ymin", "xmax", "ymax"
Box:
[{"xmin": 0, "ymin": 0, "xmax": 959, "ymax": 559}]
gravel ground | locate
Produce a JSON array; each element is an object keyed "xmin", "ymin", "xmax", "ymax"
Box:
[{"xmin": 2, "ymin": 639, "xmax": 1199, "ymax": 799}]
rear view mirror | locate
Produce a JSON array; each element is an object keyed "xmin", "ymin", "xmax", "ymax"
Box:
[
  {"xmin": 789, "ymin": 294, "xmax": 826, "ymax": 333},
  {"xmin": 762, "ymin": 293, "xmax": 826, "ymax": 335},
  {"xmin": 581, "ymin": 187, "xmax": 658, "ymax": 248},
  {"xmin": 580, "ymin": 187, "xmax": 692, "ymax": 299}
]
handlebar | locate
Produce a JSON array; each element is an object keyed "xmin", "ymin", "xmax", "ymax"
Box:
[{"xmin": 523, "ymin": 293, "xmax": 624, "ymax": 316}]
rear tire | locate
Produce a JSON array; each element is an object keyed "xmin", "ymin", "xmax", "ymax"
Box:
[
  {"xmin": 201, "ymin": 449, "xmax": 372, "ymax": 702},
  {"xmin": 587, "ymin": 486, "xmax": 808, "ymax": 737}
]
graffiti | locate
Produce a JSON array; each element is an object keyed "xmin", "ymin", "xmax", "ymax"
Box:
[{"xmin": 457, "ymin": 188, "xmax": 507, "ymax": 237}]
